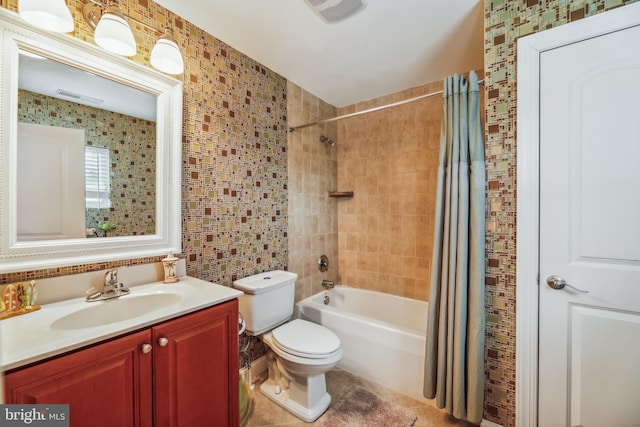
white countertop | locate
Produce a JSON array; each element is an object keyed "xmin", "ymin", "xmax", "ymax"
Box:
[{"xmin": 0, "ymin": 276, "xmax": 242, "ymax": 371}]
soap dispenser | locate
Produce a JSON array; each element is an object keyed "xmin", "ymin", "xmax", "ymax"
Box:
[{"xmin": 162, "ymin": 253, "xmax": 179, "ymax": 283}]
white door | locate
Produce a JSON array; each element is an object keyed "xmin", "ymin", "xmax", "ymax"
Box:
[
  {"xmin": 538, "ymin": 22, "xmax": 640, "ymax": 427},
  {"xmin": 17, "ymin": 122, "xmax": 86, "ymax": 240}
]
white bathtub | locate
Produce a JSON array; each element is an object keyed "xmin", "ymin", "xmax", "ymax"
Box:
[{"xmin": 296, "ymin": 286, "xmax": 429, "ymax": 402}]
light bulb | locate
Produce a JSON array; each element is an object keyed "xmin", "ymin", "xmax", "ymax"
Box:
[
  {"xmin": 150, "ymin": 35, "xmax": 184, "ymax": 75},
  {"xmin": 94, "ymin": 6, "xmax": 136, "ymax": 56},
  {"xmin": 19, "ymin": 0, "xmax": 74, "ymax": 33}
]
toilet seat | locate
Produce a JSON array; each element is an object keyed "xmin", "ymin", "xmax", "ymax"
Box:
[{"xmin": 271, "ymin": 319, "xmax": 341, "ymax": 359}]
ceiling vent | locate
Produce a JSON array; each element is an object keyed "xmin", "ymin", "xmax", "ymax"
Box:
[
  {"xmin": 304, "ymin": 0, "xmax": 367, "ymax": 24},
  {"xmin": 55, "ymin": 89, "xmax": 104, "ymax": 105}
]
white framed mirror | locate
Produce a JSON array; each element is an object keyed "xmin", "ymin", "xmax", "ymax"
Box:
[{"xmin": 0, "ymin": 8, "xmax": 182, "ymax": 273}]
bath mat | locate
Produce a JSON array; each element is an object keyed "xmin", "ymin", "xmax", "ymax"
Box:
[{"xmin": 316, "ymin": 385, "xmax": 417, "ymax": 426}]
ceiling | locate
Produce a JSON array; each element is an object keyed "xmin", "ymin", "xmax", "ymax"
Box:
[
  {"xmin": 153, "ymin": 0, "xmax": 484, "ymax": 107},
  {"xmin": 19, "ymin": 53, "xmax": 156, "ymax": 121}
]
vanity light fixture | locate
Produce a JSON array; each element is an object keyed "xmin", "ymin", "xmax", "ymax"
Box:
[
  {"xmin": 83, "ymin": 0, "xmax": 184, "ymax": 74},
  {"xmin": 150, "ymin": 27, "xmax": 184, "ymax": 76},
  {"xmin": 92, "ymin": 0, "xmax": 136, "ymax": 56},
  {"xmin": 18, "ymin": 0, "xmax": 184, "ymax": 74},
  {"xmin": 18, "ymin": 0, "xmax": 74, "ymax": 33}
]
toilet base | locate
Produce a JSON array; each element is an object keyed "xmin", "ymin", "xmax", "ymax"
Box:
[{"xmin": 260, "ymin": 376, "xmax": 331, "ymax": 422}]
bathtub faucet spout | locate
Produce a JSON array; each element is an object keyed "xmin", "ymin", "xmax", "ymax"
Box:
[{"xmin": 321, "ymin": 279, "xmax": 335, "ymax": 289}]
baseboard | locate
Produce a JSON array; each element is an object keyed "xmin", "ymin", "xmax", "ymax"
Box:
[
  {"xmin": 481, "ymin": 419, "xmax": 503, "ymax": 427},
  {"xmin": 240, "ymin": 355, "xmax": 267, "ymax": 379}
]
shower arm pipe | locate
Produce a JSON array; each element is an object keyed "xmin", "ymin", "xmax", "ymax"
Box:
[{"xmin": 288, "ymin": 79, "xmax": 484, "ymax": 132}]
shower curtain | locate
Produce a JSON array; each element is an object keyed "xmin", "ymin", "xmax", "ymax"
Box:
[{"xmin": 423, "ymin": 71, "xmax": 485, "ymax": 424}]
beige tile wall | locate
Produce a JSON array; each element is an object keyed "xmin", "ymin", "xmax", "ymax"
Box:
[
  {"xmin": 287, "ymin": 82, "xmax": 339, "ymax": 302},
  {"xmin": 336, "ymin": 78, "xmax": 483, "ymax": 301}
]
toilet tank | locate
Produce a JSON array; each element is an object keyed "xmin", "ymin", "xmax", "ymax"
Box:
[{"xmin": 233, "ymin": 270, "xmax": 297, "ymax": 335}]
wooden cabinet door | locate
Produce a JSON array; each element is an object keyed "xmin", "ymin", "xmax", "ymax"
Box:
[
  {"xmin": 4, "ymin": 330, "xmax": 153, "ymax": 427},
  {"xmin": 153, "ymin": 300, "xmax": 239, "ymax": 427}
]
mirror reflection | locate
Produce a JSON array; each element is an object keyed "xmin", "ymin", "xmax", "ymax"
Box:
[{"xmin": 17, "ymin": 51, "xmax": 158, "ymax": 241}]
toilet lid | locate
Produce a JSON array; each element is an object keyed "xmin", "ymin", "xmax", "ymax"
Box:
[{"xmin": 272, "ymin": 319, "xmax": 341, "ymax": 358}]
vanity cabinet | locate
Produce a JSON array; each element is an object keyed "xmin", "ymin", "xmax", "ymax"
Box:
[
  {"xmin": 5, "ymin": 330, "xmax": 153, "ymax": 427},
  {"xmin": 153, "ymin": 300, "xmax": 239, "ymax": 427},
  {"xmin": 4, "ymin": 299, "xmax": 239, "ymax": 427}
]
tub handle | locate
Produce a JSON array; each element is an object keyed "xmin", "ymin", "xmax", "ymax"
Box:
[{"xmin": 318, "ymin": 255, "xmax": 329, "ymax": 272}]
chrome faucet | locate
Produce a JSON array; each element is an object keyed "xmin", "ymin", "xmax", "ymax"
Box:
[
  {"xmin": 86, "ymin": 269, "xmax": 130, "ymax": 302},
  {"xmin": 321, "ymin": 279, "xmax": 335, "ymax": 289}
]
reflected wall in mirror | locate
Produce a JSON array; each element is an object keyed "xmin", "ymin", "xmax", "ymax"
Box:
[
  {"xmin": 0, "ymin": 8, "xmax": 182, "ymax": 273},
  {"xmin": 17, "ymin": 52, "xmax": 157, "ymax": 239}
]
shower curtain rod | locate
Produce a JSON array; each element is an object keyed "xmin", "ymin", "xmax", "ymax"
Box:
[{"xmin": 289, "ymin": 79, "xmax": 484, "ymax": 132}]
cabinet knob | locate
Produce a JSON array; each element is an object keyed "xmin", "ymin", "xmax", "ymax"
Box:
[
  {"xmin": 158, "ymin": 337, "xmax": 169, "ymax": 347},
  {"xmin": 141, "ymin": 343, "xmax": 153, "ymax": 354}
]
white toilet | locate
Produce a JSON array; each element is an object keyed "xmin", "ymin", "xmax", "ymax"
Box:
[{"xmin": 233, "ymin": 270, "xmax": 343, "ymax": 422}]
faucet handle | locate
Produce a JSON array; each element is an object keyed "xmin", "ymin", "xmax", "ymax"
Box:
[
  {"xmin": 318, "ymin": 255, "xmax": 329, "ymax": 272},
  {"xmin": 87, "ymin": 268, "xmax": 128, "ymax": 301},
  {"xmin": 104, "ymin": 269, "xmax": 118, "ymax": 285}
]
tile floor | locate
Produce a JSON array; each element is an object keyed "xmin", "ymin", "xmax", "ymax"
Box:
[{"xmin": 244, "ymin": 368, "xmax": 478, "ymax": 427}]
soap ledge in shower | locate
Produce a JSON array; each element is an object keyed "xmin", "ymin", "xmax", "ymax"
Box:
[{"xmin": 328, "ymin": 191, "xmax": 354, "ymax": 198}]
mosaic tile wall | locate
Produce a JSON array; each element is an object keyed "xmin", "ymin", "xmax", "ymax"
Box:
[
  {"xmin": 18, "ymin": 89, "xmax": 156, "ymax": 237},
  {"xmin": 483, "ymin": 0, "xmax": 637, "ymax": 425},
  {"xmin": 287, "ymin": 82, "xmax": 339, "ymax": 302},
  {"xmin": 2, "ymin": 1, "xmax": 289, "ymax": 289}
]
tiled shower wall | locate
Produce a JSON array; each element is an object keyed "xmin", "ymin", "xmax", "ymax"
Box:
[
  {"xmin": 483, "ymin": 0, "xmax": 638, "ymax": 425},
  {"xmin": 334, "ymin": 81, "xmax": 443, "ymax": 300},
  {"xmin": 335, "ymin": 76, "xmax": 484, "ymax": 301},
  {"xmin": 286, "ymin": 82, "xmax": 339, "ymax": 302},
  {"xmin": 1, "ymin": 0, "xmax": 289, "ymax": 286}
]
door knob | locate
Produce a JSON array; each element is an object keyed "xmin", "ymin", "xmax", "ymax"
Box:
[
  {"xmin": 158, "ymin": 337, "xmax": 169, "ymax": 347},
  {"xmin": 141, "ymin": 343, "xmax": 153, "ymax": 354},
  {"xmin": 546, "ymin": 275, "xmax": 589, "ymax": 293}
]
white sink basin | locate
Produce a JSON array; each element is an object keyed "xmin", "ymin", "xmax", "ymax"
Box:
[
  {"xmin": 50, "ymin": 293, "xmax": 183, "ymax": 330},
  {"xmin": 0, "ymin": 277, "xmax": 243, "ymax": 371}
]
